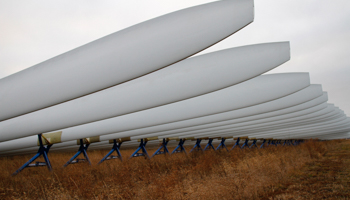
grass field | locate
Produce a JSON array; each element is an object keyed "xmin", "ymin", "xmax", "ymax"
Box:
[{"xmin": 0, "ymin": 139, "xmax": 349, "ymax": 199}]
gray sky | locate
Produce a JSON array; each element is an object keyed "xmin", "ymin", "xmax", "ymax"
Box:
[{"xmin": 1, "ymin": 0, "xmax": 350, "ymax": 115}]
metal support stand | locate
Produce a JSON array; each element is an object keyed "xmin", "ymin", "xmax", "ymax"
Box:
[
  {"xmin": 293, "ymin": 140, "xmax": 300, "ymax": 146},
  {"xmin": 260, "ymin": 139, "xmax": 266, "ymax": 149},
  {"xmin": 216, "ymin": 138, "xmax": 229, "ymax": 151},
  {"xmin": 249, "ymin": 139, "xmax": 258, "ymax": 148},
  {"xmin": 12, "ymin": 134, "xmax": 53, "ymax": 176},
  {"xmin": 286, "ymin": 140, "xmax": 291, "ymax": 146},
  {"xmin": 291, "ymin": 140, "xmax": 296, "ymax": 146},
  {"xmin": 283, "ymin": 140, "xmax": 287, "ymax": 146},
  {"xmin": 231, "ymin": 137, "xmax": 241, "ymax": 150},
  {"xmin": 271, "ymin": 140, "xmax": 277, "ymax": 146},
  {"xmin": 266, "ymin": 139, "xmax": 271, "ymax": 147},
  {"xmin": 190, "ymin": 139, "xmax": 203, "ymax": 152},
  {"xmin": 151, "ymin": 138, "xmax": 170, "ymax": 158},
  {"xmin": 130, "ymin": 139, "xmax": 150, "ymax": 159},
  {"xmin": 171, "ymin": 139, "xmax": 187, "ymax": 155},
  {"xmin": 98, "ymin": 139, "xmax": 123, "ymax": 164},
  {"xmin": 241, "ymin": 138, "xmax": 249, "ymax": 149},
  {"xmin": 63, "ymin": 139, "xmax": 91, "ymax": 167},
  {"xmin": 204, "ymin": 138, "xmax": 216, "ymax": 151}
]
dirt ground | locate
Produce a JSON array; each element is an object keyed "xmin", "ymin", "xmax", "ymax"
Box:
[
  {"xmin": 264, "ymin": 140, "xmax": 350, "ymax": 199},
  {"xmin": 0, "ymin": 139, "xmax": 349, "ymax": 199}
]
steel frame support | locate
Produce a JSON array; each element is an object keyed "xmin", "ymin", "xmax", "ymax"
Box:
[
  {"xmin": 12, "ymin": 134, "xmax": 53, "ymax": 176},
  {"xmin": 291, "ymin": 140, "xmax": 296, "ymax": 146},
  {"xmin": 63, "ymin": 139, "xmax": 91, "ymax": 167},
  {"xmin": 271, "ymin": 140, "xmax": 277, "ymax": 146},
  {"xmin": 171, "ymin": 139, "xmax": 187, "ymax": 155},
  {"xmin": 216, "ymin": 138, "xmax": 229, "ymax": 151},
  {"xmin": 294, "ymin": 140, "xmax": 301, "ymax": 146},
  {"xmin": 260, "ymin": 139, "xmax": 266, "ymax": 148},
  {"xmin": 249, "ymin": 139, "xmax": 258, "ymax": 148},
  {"xmin": 286, "ymin": 140, "xmax": 291, "ymax": 145},
  {"xmin": 151, "ymin": 138, "xmax": 170, "ymax": 158},
  {"xmin": 190, "ymin": 139, "xmax": 203, "ymax": 152},
  {"xmin": 130, "ymin": 139, "xmax": 150, "ymax": 159},
  {"xmin": 203, "ymin": 138, "xmax": 216, "ymax": 151},
  {"xmin": 241, "ymin": 138, "xmax": 249, "ymax": 149},
  {"xmin": 231, "ymin": 137, "xmax": 241, "ymax": 150},
  {"xmin": 98, "ymin": 139, "xmax": 123, "ymax": 164},
  {"xmin": 266, "ymin": 140, "xmax": 271, "ymax": 147}
]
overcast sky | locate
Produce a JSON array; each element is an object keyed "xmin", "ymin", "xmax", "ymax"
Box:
[{"xmin": 1, "ymin": 0, "xmax": 349, "ymax": 115}]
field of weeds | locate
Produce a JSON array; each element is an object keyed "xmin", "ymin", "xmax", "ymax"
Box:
[{"xmin": 0, "ymin": 139, "xmax": 347, "ymax": 199}]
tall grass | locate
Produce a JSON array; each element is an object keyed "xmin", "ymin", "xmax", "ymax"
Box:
[{"xmin": 0, "ymin": 140, "xmax": 336, "ymax": 199}]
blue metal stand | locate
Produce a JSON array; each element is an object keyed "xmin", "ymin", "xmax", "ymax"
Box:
[
  {"xmin": 190, "ymin": 139, "xmax": 203, "ymax": 152},
  {"xmin": 171, "ymin": 139, "xmax": 187, "ymax": 155},
  {"xmin": 285, "ymin": 140, "xmax": 289, "ymax": 145},
  {"xmin": 231, "ymin": 137, "xmax": 241, "ymax": 150},
  {"xmin": 266, "ymin": 139, "xmax": 272, "ymax": 147},
  {"xmin": 98, "ymin": 139, "xmax": 123, "ymax": 164},
  {"xmin": 260, "ymin": 139, "xmax": 266, "ymax": 148},
  {"xmin": 282, "ymin": 140, "xmax": 287, "ymax": 146},
  {"xmin": 271, "ymin": 140, "xmax": 277, "ymax": 146},
  {"xmin": 130, "ymin": 139, "xmax": 150, "ymax": 159},
  {"xmin": 204, "ymin": 138, "xmax": 216, "ymax": 151},
  {"xmin": 63, "ymin": 139, "xmax": 91, "ymax": 167},
  {"xmin": 216, "ymin": 138, "xmax": 229, "ymax": 151},
  {"xmin": 12, "ymin": 134, "xmax": 53, "ymax": 176},
  {"xmin": 151, "ymin": 138, "xmax": 170, "ymax": 158},
  {"xmin": 241, "ymin": 138, "xmax": 249, "ymax": 149},
  {"xmin": 293, "ymin": 140, "xmax": 300, "ymax": 146},
  {"xmin": 249, "ymin": 139, "xmax": 258, "ymax": 148}
]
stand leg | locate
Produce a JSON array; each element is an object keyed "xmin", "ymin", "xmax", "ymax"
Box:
[
  {"xmin": 63, "ymin": 139, "xmax": 91, "ymax": 167},
  {"xmin": 216, "ymin": 138, "xmax": 229, "ymax": 152},
  {"xmin": 151, "ymin": 138, "xmax": 170, "ymax": 158},
  {"xmin": 231, "ymin": 137, "xmax": 241, "ymax": 150},
  {"xmin": 171, "ymin": 139, "xmax": 187, "ymax": 155},
  {"xmin": 130, "ymin": 139, "xmax": 150, "ymax": 159},
  {"xmin": 249, "ymin": 139, "xmax": 258, "ymax": 148},
  {"xmin": 204, "ymin": 139, "xmax": 216, "ymax": 151},
  {"xmin": 98, "ymin": 140, "xmax": 123, "ymax": 164},
  {"xmin": 266, "ymin": 140, "xmax": 271, "ymax": 147},
  {"xmin": 241, "ymin": 139, "xmax": 249, "ymax": 149},
  {"xmin": 12, "ymin": 134, "xmax": 53, "ymax": 176},
  {"xmin": 260, "ymin": 139, "xmax": 266, "ymax": 149},
  {"xmin": 190, "ymin": 139, "xmax": 203, "ymax": 153}
]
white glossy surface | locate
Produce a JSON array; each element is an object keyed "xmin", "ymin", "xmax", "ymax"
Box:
[
  {"xmin": 216, "ymin": 112, "xmax": 346, "ymax": 138},
  {"xmin": 55, "ymin": 73, "xmax": 309, "ymax": 141},
  {"xmin": 0, "ymin": 73, "xmax": 309, "ymax": 150},
  {"xmin": 0, "ymin": 83, "xmax": 324, "ymax": 153},
  {"xmin": 247, "ymin": 116, "xmax": 350, "ymax": 138},
  {"xmin": 110, "ymin": 85, "xmax": 325, "ymax": 140},
  {"xmin": 0, "ymin": 42, "xmax": 290, "ymax": 142},
  {"xmin": 0, "ymin": 0, "xmax": 254, "ymax": 121},
  {"xmin": 183, "ymin": 105, "xmax": 341, "ymax": 138},
  {"xmin": 160, "ymin": 103, "xmax": 331, "ymax": 138},
  {"xmin": 274, "ymin": 124, "xmax": 350, "ymax": 139}
]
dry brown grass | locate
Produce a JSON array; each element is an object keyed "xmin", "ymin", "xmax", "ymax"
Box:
[{"xmin": 0, "ymin": 140, "xmax": 344, "ymax": 199}]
